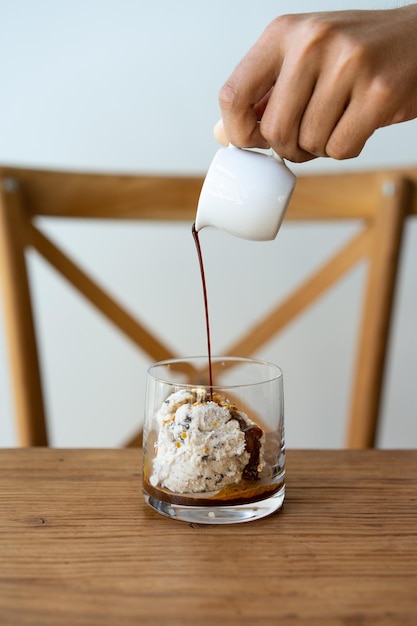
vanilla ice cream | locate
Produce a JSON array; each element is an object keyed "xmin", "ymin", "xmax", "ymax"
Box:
[{"xmin": 149, "ymin": 388, "xmax": 264, "ymax": 494}]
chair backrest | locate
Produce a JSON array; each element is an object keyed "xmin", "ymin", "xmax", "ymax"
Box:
[{"xmin": 0, "ymin": 165, "xmax": 415, "ymax": 448}]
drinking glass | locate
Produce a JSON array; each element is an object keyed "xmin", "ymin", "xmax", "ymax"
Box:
[{"xmin": 142, "ymin": 356, "xmax": 285, "ymax": 524}]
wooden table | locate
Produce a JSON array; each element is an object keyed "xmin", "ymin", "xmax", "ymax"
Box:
[{"xmin": 1, "ymin": 448, "xmax": 416, "ymax": 626}]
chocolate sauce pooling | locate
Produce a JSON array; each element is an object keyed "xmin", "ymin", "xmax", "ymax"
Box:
[{"xmin": 229, "ymin": 410, "xmax": 263, "ymax": 481}]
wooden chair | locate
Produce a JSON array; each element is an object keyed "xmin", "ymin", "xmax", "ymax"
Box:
[
  {"xmin": 0, "ymin": 165, "xmax": 415, "ymax": 448},
  {"xmin": 0, "ymin": 168, "xmax": 203, "ymax": 448}
]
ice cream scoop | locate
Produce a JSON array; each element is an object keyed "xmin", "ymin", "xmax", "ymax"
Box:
[{"xmin": 149, "ymin": 389, "xmax": 264, "ymax": 494}]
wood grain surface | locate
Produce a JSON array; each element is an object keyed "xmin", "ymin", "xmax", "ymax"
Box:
[{"xmin": 0, "ymin": 448, "xmax": 416, "ymax": 625}]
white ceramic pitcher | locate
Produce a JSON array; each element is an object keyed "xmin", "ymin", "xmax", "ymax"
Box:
[{"xmin": 195, "ymin": 145, "xmax": 296, "ymax": 241}]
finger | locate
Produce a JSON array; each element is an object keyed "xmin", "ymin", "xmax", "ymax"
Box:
[
  {"xmin": 259, "ymin": 54, "xmax": 319, "ymax": 162},
  {"xmin": 253, "ymin": 88, "xmax": 274, "ymax": 120},
  {"xmin": 297, "ymin": 74, "xmax": 352, "ymax": 157},
  {"xmin": 325, "ymin": 99, "xmax": 378, "ymax": 159},
  {"xmin": 214, "ymin": 90, "xmax": 274, "ymax": 147},
  {"xmin": 325, "ymin": 80, "xmax": 389, "ymax": 159},
  {"xmin": 219, "ymin": 29, "xmax": 284, "ymax": 148},
  {"xmin": 219, "ymin": 81, "xmax": 271, "ymax": 150}
]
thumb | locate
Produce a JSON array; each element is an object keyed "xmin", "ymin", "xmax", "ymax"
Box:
[{"xmin": 213, "ymin": 118, "xmax": 229, "ymax": 145}]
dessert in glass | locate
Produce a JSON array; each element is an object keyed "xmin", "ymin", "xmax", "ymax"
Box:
[{"xmin": 142, "ymin": 356, "xmax": 285, "ymax": 524}]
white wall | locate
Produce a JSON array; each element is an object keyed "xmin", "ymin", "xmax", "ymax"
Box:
[{"xmin": 1, "ymin": 0, "xmax": 416, "ymax": 448}]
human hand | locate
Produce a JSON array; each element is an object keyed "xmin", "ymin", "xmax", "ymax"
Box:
[{"xmin": 217, "ymin": 5, "xmax": 417, "ymax": 162}]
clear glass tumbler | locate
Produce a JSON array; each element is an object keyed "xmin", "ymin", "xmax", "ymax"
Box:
[{"xmin": 142, "ymin": 356, "xmax": 285, "ymax": 524}]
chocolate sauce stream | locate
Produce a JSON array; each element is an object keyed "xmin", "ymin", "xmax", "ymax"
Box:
[
  {"xmin": 192, "ymin": 224, "xmax": 261, "ymax": 482},
  {"xmin": 192, "ymin": 223, "xmax": 213, "ymax": 392}
]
